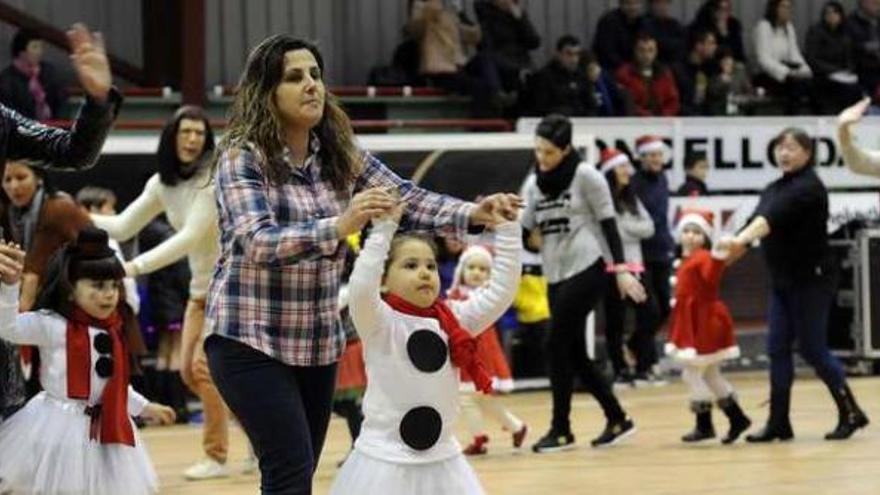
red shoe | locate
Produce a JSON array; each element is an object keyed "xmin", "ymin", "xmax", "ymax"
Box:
[
  {"xmin": 463, "ymin": 434, "xmax": 489, "ymax": 456},
  {"xmin": 512, "ymin": 424, "xmax": 529, "ymax": 449}
]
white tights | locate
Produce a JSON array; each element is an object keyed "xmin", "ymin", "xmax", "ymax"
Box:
[
  {"xmin": 680, "ymin": 363, "xmax": 734, "ymax": 402},
  {"xmin": 460, "ymin": 392, "xmax": 523, "ymax": 437}
]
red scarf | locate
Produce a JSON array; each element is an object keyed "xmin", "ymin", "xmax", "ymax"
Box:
[
  {"xmin": 66, "ymin": 306, "xmax": 135, "ymax": 446},
  {"xmin": 13, "ymin": 55, "xmax": 51, "ymax": 120},
  {"xmin": 383, "ymin": 293, "xmax": 493, "ymax": 394}
]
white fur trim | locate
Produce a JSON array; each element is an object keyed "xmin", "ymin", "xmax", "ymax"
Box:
[
  {"xmin": 665, "ymin": 343, "xmax": 741, "ymax": 367},
  {"xmin": 599, "ymin": 153, "xmax": 631, "ymax": 174},
  {"xmin": 676, "ymin": 213, "xmax": 713, "ymax": 240},
  {"xmin": 637, "ymin": 139, "xmax": 667, "ymax": 155}
]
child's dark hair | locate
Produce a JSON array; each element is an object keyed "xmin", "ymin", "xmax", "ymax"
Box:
[
  {"xmin": 33, "ymin": 227, "xmax": 126, "ymax": 318},
  {"xmin": 383, "ymin": 232, "xmax": 439, "ymax": 275},
  {"xmin": 75, "ymin": 186, "xmax": 117, "ymax": 211}
]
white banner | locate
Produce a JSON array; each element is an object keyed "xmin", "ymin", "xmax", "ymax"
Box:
[{"xmin": 518, "ymin": 116, "xmax": 880, "ymax": 192}]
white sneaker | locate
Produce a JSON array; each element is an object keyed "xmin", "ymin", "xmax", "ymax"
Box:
[{"xmin": 184, "ymin": 458, "xmax": 230, "ymax": 480}]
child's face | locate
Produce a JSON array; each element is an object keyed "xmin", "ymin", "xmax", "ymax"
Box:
[
  {"xmin": 720, "ymin": 56, "xmax": 734, "ymax": 74},
  {"xmin": 680, "ymin": 224, "xmax": 707, "ymax": 255},
  {"xmin": 462, "ymin": 258, "xmax": 491, "ymax": 288},
  {"xmin": 383, "ymin": 239, "xmax": 440, "ymax": 308},
  {"xmin": 73, "ymin": 278, "xmax": 120, "ymax": 320},
  {"xmin": 97, "ymin": 200, "xmax": 116, "ymax": 215}
]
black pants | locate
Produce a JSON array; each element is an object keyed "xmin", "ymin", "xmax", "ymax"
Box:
[
  {"xmin": 754, "ymin": 72, "xmax": 814, "ymax": 115},
  {"xmin": 206, "ymin": 335, "xmax": 337, "ymax": 495},
  {"xmin": 331, "ymin": 398, "xmax": 364, "ymax": 445},
  {"xmin": 603, "ymin": 274, "xmax": 658, "ymax": 375},
  {"xmin": 642, "ymin": 260, "xmax": 672, "ymax": 365},
  {"xmin": 547, "ymin": 260, "xmax": 626, "ymax": 433}
]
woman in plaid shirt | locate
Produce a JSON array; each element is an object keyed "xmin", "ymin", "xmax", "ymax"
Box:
[{"xmin": 205, "ymin": 35, "xmax": 518, "ymax": 494}]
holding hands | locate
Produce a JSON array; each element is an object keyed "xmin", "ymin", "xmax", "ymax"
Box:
[
  {"xmin": 469, "ymin": 193, "xmax": 523, "ymax": 228},
  {"xmin": 0, "ymin": 241, "xmax": 25, "ymax": 285},
  {"xmin": 141, "ymin": 402, "xmax": 176, "ymax": 426}
]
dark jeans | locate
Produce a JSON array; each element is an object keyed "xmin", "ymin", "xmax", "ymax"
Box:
[
  {"xmin": 767, "ymin": 280, "xmax": 846, "ymax": 396},
  {"xmin": 205, "ymin": 335, "xmax": 337, "ymax": 495},
  {"xmin": 603, "ymin": 274, "xmax": 659, "ymax": 375},
  {"xmin": 547, "ymin": 260, "xmax": 625, "ymax": 433}
]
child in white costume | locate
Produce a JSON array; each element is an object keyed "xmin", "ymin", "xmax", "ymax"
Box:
[
  {"xmin": 330, "ymin": 204, "xmax": 521, "ymax": 495},
  {"xmin": 0, "ymin": 227, "xmax": 175, "ymax": 495}
]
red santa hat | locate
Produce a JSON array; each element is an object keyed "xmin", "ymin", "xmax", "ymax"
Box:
[
  {"xmin": 675, "ymin": 208, "xmax": 714, "ymax": 240},
  {"xmin": 636, "ymin": 135, "xmax": 669, "ymax": 156},
  {"xmin": 598, "ymin": 148, "xmax": 633, "ymax": 175},
  {"xmin": 449, "ymin": 244, "xmax": 494, "ymax": 295}
]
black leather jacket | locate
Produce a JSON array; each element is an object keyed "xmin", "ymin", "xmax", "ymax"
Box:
[{"xmin": 0, "ymin": 88, "xmax": 121, "ymax": 170}]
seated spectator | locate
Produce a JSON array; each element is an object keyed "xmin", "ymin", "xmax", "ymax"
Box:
[
  {"xmin": 753, "ymin": 0, "xmax": 813, "ymax": 115},
  {"xmin": 689, "ymin": 0, "xmax": 746, "ymax": 62},
  {"xmin": 615, "ymin": 33, "xmax": 680, "ymax": 116},
  {"xmin": 0, "ymin": 30, "xmax": 66, "ymax": 120},
  {"xmin": 406, "ymin": 1, "xmax": 482, "ymax": 91},
  {"xmin": 474, "ymin": 0, "xmax": 541, "ymax": 94},
  {"xmin": 582, "ymin": 51, "xmax": 631, "ymax": 116},
  {"xmin": 523, "ymin": 35, "xmax": 590, "ymax": 116},
  {"xmin": 807, "ymin": 1, "xmax": 864, "ymax": 114},
  {"xmin": 705, "ymin": 47, "xmax": 753, "ymax": 115},
  {"xmin": 677, "ymin": 152, "xmax": 710, "ymax": 196},
  {"xmin": 592, "ymin": 0, "xmax": 646, "ymax": 71},
  {"xmin": 845, "ymin": 0, "xmax": 880, "ymax": 100},
  {"xmin": 643, "ymin": 0, "xmax": 687, "ymax": 65},
  {"xmin": 672, "ymin": 28, "xmax": 719, "ymax": 115}
]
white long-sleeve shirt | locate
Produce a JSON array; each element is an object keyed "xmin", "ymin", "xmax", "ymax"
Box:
[
  {"xmin": 753, "ymin": 19, "xmax": 812, "ymax": 82},
  {"xmin": 0, "ymin": 283, "xmax": 148, "ymax": 415},
  {"xmin": 348, "ymin": 219, "xmax": 520, "ymax": 464},
  {"xmin": 617, "ymin": 198, "xmax": 655, "ymax": 265},
  {"xmin": 91, "ymin": 169, "xmax": 219, "ymax": 299}
]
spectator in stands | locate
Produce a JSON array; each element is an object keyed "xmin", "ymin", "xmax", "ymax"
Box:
[
  {"xmin": 406, "ymin": 1, "xmax": 486, "ymax": 99},
  {"xmin": 689, "ymin": 0, "xmax": 746, "ymax": 62},
  {"xmin": 0, "ymin": 23, "xmax": 119, "ymax": 423},
  {"xmin": 523, "ymin": 35, "xmax": 590, "ymax": 116},
  {"xmin": 0, "ymin": 30, "xmax": 65, "ymax": 120},
  {"xmin": 643, "ymin": 0, "xmax": 687, "ymax": 65},
  {"xmin": 582, "ymin": 51, "xmax": 631, "ymax": 116},
  {"xmin": 753, "ymin": 0, "xmax": 814, "ymax": 115},
  {"xmin": 474, "ymin": 0, "xmax": 541, "ymax": 94},
  {"xmin": 677, "ymin": 152, "xmax": 710, "ymax": 196},
  {"xmin": 806, "ymin": 1, "xmax": 864, "ymax": 114},
  {"xmin": 705, "ymin": 46, "xmax": 753, "ymax": 115},
  {"xmin": 672, "ymin": 28, "xmax": 719, "ymax": 116},
  {"xmin": 845, "ymin": 0, "xmax": 880, "ymax": 100},
  {"xmin": 592, "ymin": 0, "xmax": 645, "ymax": 71},
  {"xmin": 615, "ymin": 33, "xmax": 680, "ymax": 116}
]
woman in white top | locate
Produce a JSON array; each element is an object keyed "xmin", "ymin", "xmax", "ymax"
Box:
[
  {"xmin": 753, "ymin": 0, "xmax": 814, "ymax": 114},
  {"xmin": 90, "ymin": 106, "xmax": 233, "ymax": 480}
]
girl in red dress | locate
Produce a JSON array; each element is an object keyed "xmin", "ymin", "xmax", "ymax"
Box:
[
  {"xmin": 665, "ymin": 210, "xmax": 751, "ymax": 444},
  {"xmin": 449, "ymin": 244, "xmax": 527, "ymax": 455}
]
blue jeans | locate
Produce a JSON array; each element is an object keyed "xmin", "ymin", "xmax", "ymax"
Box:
[
  {"xmin": 206, "ymin": 335, "xmax": 337, "ymax": 495},
  {"xmin": 767, "ymin": 281, "xmax": 845, "ymax": 394}
]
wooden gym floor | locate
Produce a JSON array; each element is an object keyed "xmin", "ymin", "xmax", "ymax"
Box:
[{"xmin": 144, "ymin": 372, "xmax": 880, "ymax": 494}]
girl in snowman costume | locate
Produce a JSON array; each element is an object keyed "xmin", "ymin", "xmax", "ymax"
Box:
[
  {"xmin": 0, "ymin": 226, "xmax": 175, "ymax": 495},
  {"xmin": 330, "ymin": 199, "xmax": 521, "ymax": 495}
]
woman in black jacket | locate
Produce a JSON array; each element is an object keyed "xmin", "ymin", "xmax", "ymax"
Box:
[
  {"xmin": 805, "ymin": 1, "xmax": 864, "ymax": 114},
  {"xmin": 722, "ymin": 128, "xmax": 869, "ymax": 442}
]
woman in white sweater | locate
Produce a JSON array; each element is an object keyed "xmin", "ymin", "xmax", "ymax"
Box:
[
  {"xmin": 753, "ymin": 0, "xmax": 814, "ymax": 114},
  {"xmin": 90, "ymin": 106, "xmax": 233, "ymax": 480}
]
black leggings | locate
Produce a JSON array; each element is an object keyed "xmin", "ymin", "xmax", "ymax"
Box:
[
  {"xmin": 547, "ymin": 260, "xmax": 626, "ymax": 433},
  {"xmin": 603, "ymin": 274, "xmax": 658, "ymax": 375}
]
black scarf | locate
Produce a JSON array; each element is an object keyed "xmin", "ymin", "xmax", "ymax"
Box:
[{"xmin": 536, "ymin": 151, "xmax": 581, "ymax": 199}]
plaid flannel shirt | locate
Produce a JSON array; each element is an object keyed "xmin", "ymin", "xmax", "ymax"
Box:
[{"xmin": 207, "ymin": 139, "xmax": 473, "ymax": 366}]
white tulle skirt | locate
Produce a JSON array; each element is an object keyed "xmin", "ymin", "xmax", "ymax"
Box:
[
  {"xmin": 0, "ymin": 392, "xmax": 158, "ymax": 495},
  {"xmin": 330, "ymin": 449, "xmax": 485, "ymax": 495}
]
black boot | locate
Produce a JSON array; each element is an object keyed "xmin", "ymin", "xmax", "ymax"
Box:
[
  {"xmin": 825, "ymin": 383, "xmax": 869, "ymax": 440},
  {"xmin": 166, "ymin": 371, "xmax": 191, "ymax": 424},
  {"xmin": 681, "ymin": 401, "xmax": 715, "ymax": 442},
  {"xmin": 717, "ymin": 395, "xmax": 752, "ymax": 444},
  {"xmin": 746, "ymin": 389, "xmax": 793, "ymax": 443}
]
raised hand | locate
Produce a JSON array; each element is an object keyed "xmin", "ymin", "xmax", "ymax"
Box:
[
  {"xmin": 0, "ymin": 241, "xmax": 25, "ymax": 285},
  {"xmin": 470, "ymin": 193, "xmax": 523, "ymax": 227},
  {"xmin": 838, "ymin": 96, "xmax": 871, "ymax": 129},
  {"xmin": 338, "ymin": 187, "xmax": 397, "ymax": 238},
  {"xmin": 67, "ymin": 23, "xmax": 111, "ymax": 103}
]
